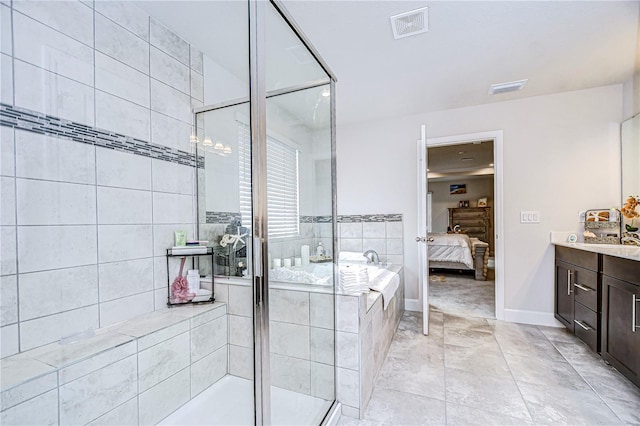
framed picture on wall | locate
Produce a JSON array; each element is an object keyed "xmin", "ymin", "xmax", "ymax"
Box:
[
  {"xmin": 450, "ymin": 184, "xmax": 466, "ymax": 195},
  {"xmin": 478, "ymin": 197, "xmax": 488, "ymax": 207}
]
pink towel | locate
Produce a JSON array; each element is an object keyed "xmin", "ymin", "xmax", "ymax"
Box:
[{"xmin": 171, "ymin": 257, "xmax": 195, "ymax": 303}]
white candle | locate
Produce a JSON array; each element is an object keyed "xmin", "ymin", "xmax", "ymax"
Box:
[
  {"xmin": 283, "ymin": 258, "xmax": 292, "ymax": 268},
  {"xmin": 301, "ymin": 245, "xmax": 310, "ymax": 266},
  {"xmin": 294, "ymin": 257, "xmax": 302, "ymax": 267},
  {"xmin": 273, "ymin": 258, "xmax": 282, "ymax": 268}
]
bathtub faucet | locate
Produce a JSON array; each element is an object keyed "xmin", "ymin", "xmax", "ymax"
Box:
[{"xmin": 363, "ymin": 250, "xmax": 380, "ymax": 265}]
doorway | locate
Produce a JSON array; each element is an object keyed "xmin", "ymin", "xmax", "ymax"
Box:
[{"xmin": 424, "ymin": 131, "xmax": 505, "ymax": 321}]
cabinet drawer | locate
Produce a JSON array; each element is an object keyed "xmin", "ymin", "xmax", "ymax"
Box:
[
  {"xmin": 574, "ymin": 301, "xmax": 599, "ymax": 352},
  {"xmin": 460, "ymin": 226, "xmax": 486, "ymax": 234},
  {"xmin": 572, "ymin": 267, "xmax": 599, "ymax": 311},
  {"xmin": 556, "ymin": 246, "xmax": 598, "ymax": 271},
  {"xmin": 602, "ymin": 255, "xmax": 640, "ymax": 285},
  {"xmin": 452, "ymin": 219, "xmax": 487, "ymax": 227}
]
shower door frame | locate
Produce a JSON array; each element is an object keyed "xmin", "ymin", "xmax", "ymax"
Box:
[
  {"xmin": 194, "ymin": 1, "xmax": 338, "ymax": 424},
  {"xmin": 250, "ymin": 3, "xmax": 338, "ymax": 423}
]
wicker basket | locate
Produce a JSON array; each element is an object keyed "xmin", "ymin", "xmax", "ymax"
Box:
[
  {"xmin": 584, "ymin": 236, "xmax": 620, "ymax": 244},
  {"xmin": 584, "ymin": 221, "xmax": 620, "ymax": 230}
]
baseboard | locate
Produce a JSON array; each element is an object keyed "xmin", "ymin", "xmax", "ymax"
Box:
[
  {"xmin": 404, "ymin": 298, "xmax": 422, "ymax": 312},
  {"xmin": 503, "ymin": 309, "xmax": 564, "ymax": 327}
]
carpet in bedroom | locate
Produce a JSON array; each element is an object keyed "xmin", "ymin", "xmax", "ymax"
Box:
[{"xmin": 429, "ymin": 273, "xmax": 495, "ymax": 318}]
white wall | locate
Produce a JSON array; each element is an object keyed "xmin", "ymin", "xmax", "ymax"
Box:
[
  {"xmin": 337, "ymin": 85, "xmax": 623, "ymax": 321},
  {"xmin": 429, "ymin": 176, "xmax": 494, "ymax": 233}
]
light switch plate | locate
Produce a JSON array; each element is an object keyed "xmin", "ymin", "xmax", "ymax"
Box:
[{"xmin": 521, "ymin": 211, "xmax": 541, "ymax": 223}]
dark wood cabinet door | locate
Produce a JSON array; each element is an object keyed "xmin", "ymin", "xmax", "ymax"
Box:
[
  {"xmin": 602, "ymin": 275, "xmax": 640, "ymax": 387},
  {"xmin": 555, "ymin": 261, "xmax": 574, "ymax": 330}
]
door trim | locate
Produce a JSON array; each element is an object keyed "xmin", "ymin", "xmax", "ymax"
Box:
[{"xmin": 426, "ymin": 130, "xmax": 505, "ymax": 321}]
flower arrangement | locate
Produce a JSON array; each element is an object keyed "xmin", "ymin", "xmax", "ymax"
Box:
[{"xmin": 621, "ymin": 195, "xmax": 640, "ymax": 231}]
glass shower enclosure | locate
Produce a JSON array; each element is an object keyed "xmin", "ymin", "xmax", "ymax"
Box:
[{"xmin": 194, "ymin": 1, "xmax": 337, "ymax": 424}]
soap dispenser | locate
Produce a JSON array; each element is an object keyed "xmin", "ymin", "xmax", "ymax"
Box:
[{"xmin": 316, "ymin": 241, "xmax": 324, "ymax": 257}]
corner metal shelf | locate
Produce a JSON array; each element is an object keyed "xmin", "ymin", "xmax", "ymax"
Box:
[{"xmin": 166, "ymin": 247, "xmax": 215, "ymax": 307}]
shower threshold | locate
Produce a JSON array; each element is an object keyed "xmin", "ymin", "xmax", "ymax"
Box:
[{"xmin": 158, "ymin": 375, "xmax": 331, "ymax": 425}]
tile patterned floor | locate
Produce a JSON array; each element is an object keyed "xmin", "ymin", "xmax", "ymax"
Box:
[
  {"xmin": 339, "ymin": 310, "xmax": 640, "ymax": 425},
  {"xmin": 429, "ymin": 273, "xmax": 495, "ymax": 319}
]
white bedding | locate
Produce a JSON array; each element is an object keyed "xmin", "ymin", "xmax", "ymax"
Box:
[{"xmin": 428, "ymin": 233, "xmax": 474, "ymax": 269}]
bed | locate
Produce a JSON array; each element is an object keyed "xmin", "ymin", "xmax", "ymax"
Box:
[{"xmin": 428, "ymin": 233, "xmax": 489, "ymax": 280}]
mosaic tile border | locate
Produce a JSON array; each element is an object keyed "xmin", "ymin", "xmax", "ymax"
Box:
[
  {"xmin": 206, "ymin": 211, "xmax": 242, "ymax": 224},
  {"xmin": 206, "ymin": 213, "xmax": 403, "ymax": 224},
  {"xmin": 338, "ymin": 214, "xmax": 402, "ymax": 223},
  {"xmin": 0, "ymin": 103, "xmax": 204, "ymax": 168}
]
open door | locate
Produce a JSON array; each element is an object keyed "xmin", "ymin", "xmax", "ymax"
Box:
[{"xmin": 417, "ymin": 125, "xmax": 430, "ymax": 335}]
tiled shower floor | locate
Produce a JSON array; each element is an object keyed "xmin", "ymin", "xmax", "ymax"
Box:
[
  {"xmin": 339, "ymin": 310, "xmax": 640, "ymax": 425},
  {"xmin": 159, "ymin": 375, "xmax": 331, "ymax": 425}
]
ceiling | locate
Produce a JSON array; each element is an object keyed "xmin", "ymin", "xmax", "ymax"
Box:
[
  {"xmin": 283, "ymin": 0, "xmax": 640, "ymax": 125},
  {"xmin": 135, "ymin": 1, "xmax": 640, "ymax": 128},
  {"xmin": 427, "ymin": 140, "xmax": 494, "ymax": 181}
]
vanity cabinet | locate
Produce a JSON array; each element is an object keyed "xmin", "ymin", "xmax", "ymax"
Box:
[
  {"xmin": 554, "ymin": 246, "xmax": 600, "ymax": 351},
  {"xmin": 601, "ymin": 255, "xmax": 640, "ymax": 387}
]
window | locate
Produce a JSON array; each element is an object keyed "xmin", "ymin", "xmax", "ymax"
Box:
[{"xmin": 238, "ymin": 122, "xmax": 300, "ymax": 238}]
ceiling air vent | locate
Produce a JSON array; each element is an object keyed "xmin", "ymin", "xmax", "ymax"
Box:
[
  {"xmin": 489, "ymin": 79, "xmax": 528, "ymax": 95},
  {"xmin": 390, "ymin": 7, "xmax": 428, "ymax": 40}
]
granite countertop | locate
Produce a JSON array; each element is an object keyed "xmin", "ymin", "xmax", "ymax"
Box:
[{"xmin": 552, "ymin": 241, "xmax": 640, "ymax": 262}]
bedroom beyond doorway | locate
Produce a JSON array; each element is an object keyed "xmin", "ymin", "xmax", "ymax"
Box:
[{"xmin": 427, "ymin": 139, "xmax": 496, "ymax": 319}]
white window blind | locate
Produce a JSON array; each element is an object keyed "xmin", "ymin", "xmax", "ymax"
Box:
[{"xmin": 238, "ymin": 122, "xmax": 300, "ymax": 238}]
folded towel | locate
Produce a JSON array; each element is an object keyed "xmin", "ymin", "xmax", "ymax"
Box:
[
  {"xmin": 338, "ymin": 251, "xmax": 369, "ymax": 263},
  {"xmin": 339, "ymin": 264, "xmax": 369, "ymax": 294},
  {"xmin": 368, "ymin": 270, "xmax": 400, "ymax": 310}
]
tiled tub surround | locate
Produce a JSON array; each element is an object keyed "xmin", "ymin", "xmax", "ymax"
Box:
[
  {"xmin": 338, "ymin": 215, "xmax": 404, "ymax": 266},
  {"xmin": 0, "ymin": 0, "xmax": 211, "ymax": 356},
  {"xmin": 0, "ymin": 303, "xmax": 228, "ymax": 426},
  {"xmin": 336, "ymin": 265, "xmax": 405, "ymax": 419},
  {"xmin": 214, "ymin": 278, "xmax": 336, "ymax": 401}
]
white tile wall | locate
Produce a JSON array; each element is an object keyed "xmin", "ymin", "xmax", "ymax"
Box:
[
  {"xmin": 19, "ymin": 265, "xmax": 98, "ymax": 321},
  {"xmin": 0, "ymin": 5, "xmax": 12, "ymax": 55},
  {"xmin": 13, "ymin": 0, "xmax": 93, "ymax": 45},
  {"xmin": 17, "ymin": 225, "xmax": 97, "ymax": 273},
  {"xmin": 0, "ymin": 226, "xmax": 16, "ymax": 275},
  {"xmin": 152, "ymin": 159, "xmax": 195, "ymax": 195},
  {"xmin": 99, "ymin": 291, "xmax": 154, "ymax": 327},
  {"xmin": 15, "ymin": 130, "xmax": 96, "ymax": 185},
  {"xmin": 338, "ymin": 219, "xmax": 404, "ymax": 265},
  {"xmin": 96, "ymin": 148, "xmax": 151, "ymax": 191},
  {"xmin": 270, "ymin": 353, "xmax": 311, "ymax": 394},
  {"xmin": 1, "ymin": 177, "xmax": 15, "ymax": 226},
  {"xmin": 95, "ymin": 91, "xmax": 151, "ymax": 141},
  {"xmin": 2, "ymin": 0, "xmax": 207, "ymax": 356},
  {"xmin": 151, "ymin": 46, "xmax": 190, "ymax": 95},
  {"xmin": 95, "ymin": 13, "xmax": 149, "ymax": 74},
  {"xmin": 138, "ymin": 368, "xmax": 190, "ymax": 426},
  {"xmin": 1, "ymin": 54, "xmax": 13, "ymax": 105},
  {"xmin": 95, "ymin": 52, "xmax": 150, "ymax": 107},
  {"xmin": 270, "ymin": 289, "xmax": 309, "ymax": 325},
  {"xmin": 0, "ymin": 127, "xmax": 14, "ymax": 177},
  {"xmin": 59, "ymin": 355, "xmax": 137, "ymax": 425},
  {"xmin": 14, "ymin": 60, "xmax": 95, "ymax": 126},
  {"xmin": 270, "ymin": 321, "xmax": 310, "ymax": 359},
  {"xmin": 150, "ymin": 79, "xmax": 192, "ymax": 123},
  {"xmin": 13, "ymin": 12, "xmax": 94, "ymax": 86},
  {"xmin": 150, "ymin": 111, "xmax": 192, "ymax": 152},
  {"xmin": 94, "ymin": 1, "xmax": 149, "ymax": 41},
  {"xmin": 149, "ymin": 18, "xmax": 189, "ymax": 65},
  {"xmin": 98, "ymin": 259, "xmax": 154, "ymax": 302},
  {"xmin": 0, "ymin": 323, "xmax": 18, "ymax": 357},
  {"xmin": 191, "ymin": 346, "xmax": 227, "ymax": 397},
  {"xmin": 97, "ymin": 187, "xmax": 152, "ymax": 225},
  {"xmin": 0, "ymin": 275, "xmax": 17, "ymax": 326},
  {"xmin": 20, "ymin": 305, "xmax": 100, "ymax": 351},
  {"xmin": 88, "ymin": 397, "xmax": 138, "ymax": 426},
  {"xmin": 0, "ymin": 389, "xmax": 58, "ymax": 426},
  {"xmin": 138, "ymin": 332, "xmax": 190, "ymax": 392},
  {"xmin": 16, "ymin": 179, "xmax": 97, "ymax": 225},
  {"xmin": 229, "ymin": 315, "xmax": 253, "ymax": 347},
  {"xmin": 97, "ymin": 224, "xmax": 153, "ymax": 263}
]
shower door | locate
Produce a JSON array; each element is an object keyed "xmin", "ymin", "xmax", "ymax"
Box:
[{"xmin": 196, "ymin": 1, "xmax": 338, "ymax": 424}]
